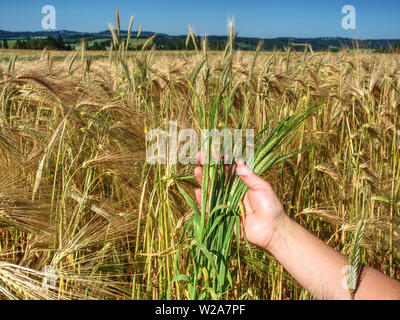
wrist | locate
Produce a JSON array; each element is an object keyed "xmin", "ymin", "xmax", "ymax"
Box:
[{"xmin": 261, "ymin": 212, "xmax": 292, "ymax": 253}]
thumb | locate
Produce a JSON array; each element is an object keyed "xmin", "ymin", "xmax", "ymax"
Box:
[{"xmin": 235, "ymin": 159, "xmax": 268, "ymax": 191}]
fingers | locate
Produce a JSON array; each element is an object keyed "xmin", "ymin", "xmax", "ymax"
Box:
[
  {"xmin": 235, "ymin": 159, "xmax": 268, "ymax": 191},
  {"xmin": 196, "ymin": 150, "xmax": 227, "ymax": 165},
  {"xmin": 197, "ymin": 151, "xmax": 206, "ymax": 165},
  {"xmin": 194, "ymin": 166, "xmax": 202, "ymax": 185},
  {"xmin": 196, "ymin": 153, "xmax": 258, "ymax": 190},
  {"xmin": 195, "ymin": 151, "xmax": 230, "ymax": 183},
  {"xmin": 195, "ymin": 188, "xmax": 201, "ymax": 205}
]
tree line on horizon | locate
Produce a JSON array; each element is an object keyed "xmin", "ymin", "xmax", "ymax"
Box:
[
  {"xmin": 1, "ymin": 35, "xmax": 400, "ymax": 52},
  {"xmin": 0, "ymin": 36, "xmax": 73, "ymax": 51}
]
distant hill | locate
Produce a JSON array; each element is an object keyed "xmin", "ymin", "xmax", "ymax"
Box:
[
  {"xmin": 96, "ymin": 30, "xmax": 167, "ymax": 37},
  {"xmin": 0, "ymin": 29, "xmax": 166, "ymax": 39},
  {"xmin": 0, "ymin": 29, "xmax": 86, "ymax": 39},
  {"xmin": 1, "ymin": 29, "xmax": 400, "ymax": 51},
  {"xmin": 154, "ymin": 35, "xmax": 400, "ymax": 51}
]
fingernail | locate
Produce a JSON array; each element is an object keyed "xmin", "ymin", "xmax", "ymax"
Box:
[
  {"xmin": 236, "ymin": 166, "xmax": 251, "ymax": 176},
  {"xmin": 236, "ymin": 158, "xmax": 245, "ymax": 166}
]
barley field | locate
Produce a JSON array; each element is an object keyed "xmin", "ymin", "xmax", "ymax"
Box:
[{"xmin": 0, "ymin": 19, "xmax": 399, "ymax": 300}]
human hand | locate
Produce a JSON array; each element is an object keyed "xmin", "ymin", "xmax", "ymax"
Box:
[{"xmin": 193, "ymin": 153, "xmax": 288, "ymax": 251}]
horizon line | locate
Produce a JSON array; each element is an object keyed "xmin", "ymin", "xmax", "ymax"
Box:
[{"xmin": 1, "ymin": 29, "xmax": 400, "ymax": 41}]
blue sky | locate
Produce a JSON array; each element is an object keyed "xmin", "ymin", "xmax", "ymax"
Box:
[{"xmin": 0, "ymin": 0, "xmax": 399, "ymax": 39}]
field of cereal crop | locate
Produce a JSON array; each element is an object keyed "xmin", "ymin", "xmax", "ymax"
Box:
[{"xmin": 0, "ymin": 12, "xmax": 399, "ymax": 300}]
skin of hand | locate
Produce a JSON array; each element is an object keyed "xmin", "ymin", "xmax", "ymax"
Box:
[
  {"xmin": 193, "ymin": 152, "xmax": 287, "ymax": 251},
  {"xmin": 193, "ymin": 152, "xmax": 400, "ymax": 300}
]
